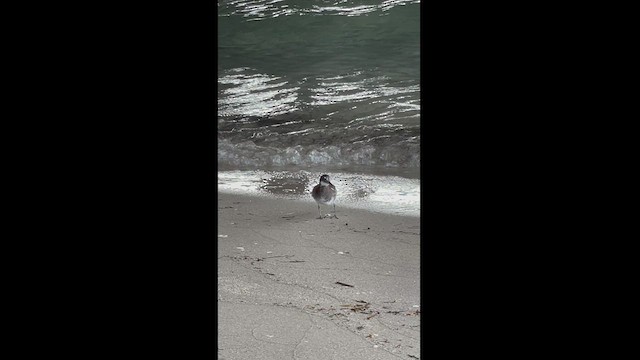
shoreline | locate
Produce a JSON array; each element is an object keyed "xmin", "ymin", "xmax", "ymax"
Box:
[
  {"xmin": 218, "ymin": 169, "xmax": 421, "ymax": 218},
  {"xmin": 217, "ymin": 192, "xmax": 420, "ymax": 359}
]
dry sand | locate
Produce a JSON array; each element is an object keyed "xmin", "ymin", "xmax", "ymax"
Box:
[{"xmin": 217, "ymin": 192, "xmax": 420, "ymax": 360}]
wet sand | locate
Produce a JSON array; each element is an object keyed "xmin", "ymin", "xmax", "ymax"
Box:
[{"xmin": 217, "ymin": 192, "xmax": 420, "ymax": 360}]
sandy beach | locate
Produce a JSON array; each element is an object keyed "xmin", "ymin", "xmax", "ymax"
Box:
[{"xmin": 217, "ymin": 192, "xmax": 420, "ymax": 359}]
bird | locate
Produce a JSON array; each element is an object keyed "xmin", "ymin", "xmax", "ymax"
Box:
[{"xmin": 312, "ymin": 174, "xmax": 338, "ymax": 219}]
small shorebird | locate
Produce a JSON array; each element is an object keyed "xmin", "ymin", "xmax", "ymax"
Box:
[{"xmin": 312, "ymin": 174, "xmax": 338, "ymax": 219}]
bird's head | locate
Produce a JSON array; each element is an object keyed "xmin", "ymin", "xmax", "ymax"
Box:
[{"xmin": 319, "ymin": 174, "xmax": 331, "ymax": 185}]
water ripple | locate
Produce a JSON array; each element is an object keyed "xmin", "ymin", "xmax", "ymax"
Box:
[{"xmin": 219, "ymin": 0, "xmax": 421, "ymax": 20}]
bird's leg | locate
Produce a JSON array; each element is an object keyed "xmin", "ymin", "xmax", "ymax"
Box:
[
  {"xmin": 317, "ymin": 204, "xmax": 322, "ymax": 219},
  {"xmin": 333, "ymin": 203, "xmax": 338, "ymax": 218}
]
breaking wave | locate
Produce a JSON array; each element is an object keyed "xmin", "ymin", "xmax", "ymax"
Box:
[{"xmin": 218, "ymin": 137, "xmax": 420, "ymax": 168}]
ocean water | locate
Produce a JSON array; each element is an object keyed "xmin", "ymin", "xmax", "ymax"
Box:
[{"xmin": 218, "ymin": 0, "xmax": 420, "ymax": 216}]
